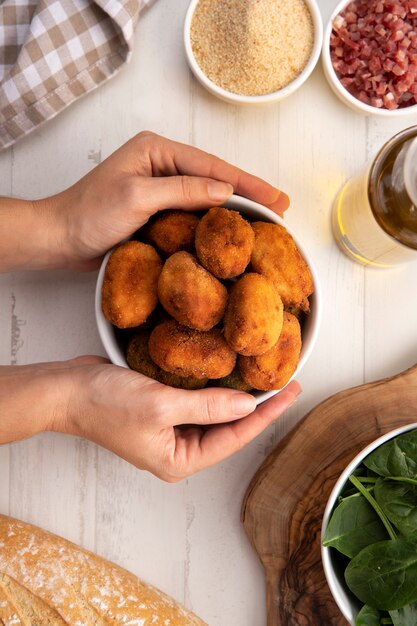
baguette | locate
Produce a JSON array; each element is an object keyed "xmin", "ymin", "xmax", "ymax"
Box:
[{"xmin": 0, "ymin": 514, "xmax": 207, "ymax": 625}]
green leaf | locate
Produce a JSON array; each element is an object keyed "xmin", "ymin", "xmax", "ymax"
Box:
[
  {"xmin": 349, "ymin": 475, "xmax": 397, "ymax": 540},
  {"xmin": 387, "ymin": 477, "xmax": 417, "ymax": 487},
  {"xmin": 355, "ymin": 604, "xmax": 382, "ymax": 625},
  {"xmin": 364, "ymin": 431, "xmax": 417, "ymax": 478},
  {"xmin": 345, "ymin": 538, "xmax": 417, "ymax": 610},
  {"xmin": 389, "ymin": 601, "xmax": 417, "ymax": 626},
  {"xmin": 374, "ymin": 479, "xmax": 417, "ymax": 538},
  {"xmin": 323, "ymin": 495, "xmax": 388, "ymax": 557}
]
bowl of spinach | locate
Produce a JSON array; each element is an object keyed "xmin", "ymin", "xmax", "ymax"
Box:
[{"xmin": 322, "ymin": 423, "xmax": 417, "ymax": 626}]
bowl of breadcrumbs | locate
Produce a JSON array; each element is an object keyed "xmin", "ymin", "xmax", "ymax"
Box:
[{"xmin": 184, "ymin": 0, "xmax": 323, "ymax": 104}]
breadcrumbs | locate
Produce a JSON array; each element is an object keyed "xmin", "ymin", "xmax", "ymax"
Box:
[{"xmin": 191, "ymin": 0, "xmax": 314, "ymax": 96}]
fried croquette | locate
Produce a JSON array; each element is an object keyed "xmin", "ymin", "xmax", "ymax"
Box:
[
  {"xmin": 126, "ymin": 332, "xmax": 207, "ymax": 389},
  {"xmin": 195, "ymin": 207, "xmax": 255, "ymax": 279},
  {"xmin": 239, "ymin": 312, "xmax": 302, "ymax": 391},
  {"xmin": 102, "ymin": 241, "xmax": 162, "ymax": 328},
  {"xmin": 250, "ymin": 222, "xmax": 314, "ymax": 313},
  {"xmin": 158, "ymin": 251, "xmax": 227, "ymax": 331},
  {"xmin": 149, "ymin": 320, "xmax": 236, "ymax": 379},
  {"xmin": 143, "ymin": 210, "xmax": 199, "ymax": 256},
  {"xmin": 215, "ymin": 367, "xmax": 253, "ymax": 392},
  {"xmin": 223, "ymin": 273, "xmax": 283, "ymax": 356}
]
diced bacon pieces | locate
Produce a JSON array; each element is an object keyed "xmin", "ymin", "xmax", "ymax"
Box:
[
  {"xmin": 371, "ymin": 96, "xmax": 384, "ymax": 106},
  {"xmin": 384, "ymin": 92, "xmax": 399, "ymax": 108},
  {"xmin": 330, "ymin": 0, "xmax": 417, "ymax": 109},
  {"xmin": 333, "ymin": 14, "xmax": 346, "ymax": 29}
]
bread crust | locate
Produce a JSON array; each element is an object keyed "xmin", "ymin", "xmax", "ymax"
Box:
[{"xmin": 0, "ymin": 515, "xmax": 207, "ymax": 625}]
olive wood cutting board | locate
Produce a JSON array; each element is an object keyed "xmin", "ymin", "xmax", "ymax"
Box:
[{"xmin": 241, "ymin": 363, "xmax": 417, "ymax": 626}]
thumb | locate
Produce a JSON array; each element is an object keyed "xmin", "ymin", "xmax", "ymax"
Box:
[
  {"xmin": 139, "ymin": 175, "xmax": 234, "ymax": 212},
  {"xmin": 160, "ymin": 387, "xmax": 257, "ymax": 427}
]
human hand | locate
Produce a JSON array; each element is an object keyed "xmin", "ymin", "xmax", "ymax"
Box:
[
  {"xmin": 0, "ymin": 358, "xmax": 300, "ymax": 481},
  {"xmin": 0, "ymin": 132, "xmax": 289, "ymax": 273},
  {"xmin": 64, "ymin": 358, "xmax": 301, "ymax": 481},
  {"xmin": 46, "ymin": 131, "xmax": 290, "ymax": 271}
]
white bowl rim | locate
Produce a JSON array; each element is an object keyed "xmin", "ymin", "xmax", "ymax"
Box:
[
  {"xmin": 321, "ymin": 0, "xmax": 417, "ymax": 117},
  {"xmin": 95, "ymin": 194, "xmax": 322, "ymax": 405},
  {"xmin": 184, "ymin": 0, "xmax": 324, "ymax": 105},
  {"xmin": 321, "ymin": 422, "xmax": 417, "ymax": 625}
]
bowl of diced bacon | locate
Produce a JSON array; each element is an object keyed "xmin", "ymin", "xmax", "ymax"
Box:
[{"xmin": 322, "ymin": 0, "xmax": 417, "ymax": 115}]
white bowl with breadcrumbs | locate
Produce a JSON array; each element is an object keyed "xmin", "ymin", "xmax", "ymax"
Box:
[{"xmin": 184, "ymin": 0, "xmax": 323, "ymax": 105}]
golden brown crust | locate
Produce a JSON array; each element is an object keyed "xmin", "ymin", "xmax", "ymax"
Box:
[
  {"xmin": 158, "ymin": 252, "xmax": 228, "ymax": 331},
  {"xmin": 250, "ymin": 222, "xmax": 313, "ymax": 313},
  {"xmin": 143, "ymin": 210, "xmax": 200, "ymax": 256},
  {"xmin": 102, "ymin": 241, "xmax": 162, "ymax": 329},
  {"xmin": 223, "ymin": 273, "xmax": 283, "ymax": 356},
  {"xmin": 127, "ymin": 331, "xmax": 207, "ymax": 389},
  {"xmin": 0, "ymin": 515, "xmax": 207, "ymax": 626},
  {"xmin": 195, "ymin": 207, "xmax": 254, "ymax": 279},
  {"xmin": 0, "ymin": 573, "xmax": 67, "ymax": 625},
  {"xmin": 239, "ymin": 312, "xmax": 302, "ymax": 391},
  {"xmin": 0, "ymin": 584, "xmax": 19, "ymax": 625},
  {"xmin": 149, "ymin": 320, "xmax": 236, "ymax": 379}
]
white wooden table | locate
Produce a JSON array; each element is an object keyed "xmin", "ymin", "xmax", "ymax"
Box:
[{"xmin": 1, "ymin": 1, "xmax": 416, "ymax": 624}]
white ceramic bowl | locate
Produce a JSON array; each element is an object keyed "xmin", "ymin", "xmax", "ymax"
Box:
[
  {"xmin": 321, "ymin": 423, "xmax": 417, "ymax": 625},
  {"xmin": 322, "ymin": 0, "xmax": 417, "ymax": 117},
  {"xmin": 95, "ymin": 195, "xmax": 322, "ymax": 404},
  {"xmin": 184, "ymin": 0, "xmax": 323, "ymax": 105}
]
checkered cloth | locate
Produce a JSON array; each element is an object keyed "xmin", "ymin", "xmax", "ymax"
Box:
[{"xmin": 0, "ymin": 0, "xmax": 156, "ymax": 150}]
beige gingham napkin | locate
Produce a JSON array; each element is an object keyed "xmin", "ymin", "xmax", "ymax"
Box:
[{"xmin": 0, "ymin": 0, "xmax": 156, "ymax": 150}]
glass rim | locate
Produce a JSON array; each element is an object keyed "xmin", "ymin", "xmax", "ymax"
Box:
[
  {"xmin": 369, "ymin": 124, "xmax": 417, "ymax": 189},
  {"xmin": 367, "ymin": 124, "xmax": 417, "ymax": 252}
]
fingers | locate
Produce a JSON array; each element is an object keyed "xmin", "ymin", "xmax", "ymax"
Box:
[
  {"xmin": 135, "ymin": 175, "xmax": 234, "ymax": 213},
  {"xmin": 159, "ymin": 386, "xmax": 258, "ymax": 427},
  {"xmin": 214, "ymin": 380, "xmax": 301, "ymax": 452},
  {"xmin": 66, "ymin": 355, "xmax": 110, "ymax": 367},
  {"xmin": 135, "ymin": 132, "xmax": 290, "ymax": 216},
  {"xmin": 31, "ymin": 355, "xmax": 110, "ymax": 371},
  {"xmin": 173, "ymin": 381, "xmax": 301, "ymax": 474},
  {"xmin": 67, "ymin": 256, "xmax": 103, "ymax": 272},
  {"xmin": 167, "ymin": 137, "xmax": 290, "ymax": 215}
]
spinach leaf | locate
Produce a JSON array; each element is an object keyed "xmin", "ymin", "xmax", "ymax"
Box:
[
  {"xmin": 345, "ymin": 538, "xmax": 417, "ymax": 610},
  {"xmin": 374, "ymin": 479, "xmax": 417, "ymax": 538},
  {"xmin": 323, "ymin": 495, "xmax": 388, "ymax": 557},
  {"xmin": 389, "ymin": 601, "xmax": 417, "ymax": 626},
  {"xmin": 387, "ymin": 476, "xmax": 417, "ymax": 487},
  {"xmin": 355, "ymin": 604, "xmax": 382, "ymax": 625},
  {"xmin": 364, "ymin": 431, "xmax": 417, "ymax": 478},
  {"xmin": 349, "ymin": 475, "xmax": 397, "ymax": 540}
]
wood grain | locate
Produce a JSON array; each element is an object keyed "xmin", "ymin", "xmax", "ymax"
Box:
[
  {"xmin": 242, "ymin": 364, "xmax": 417, "ymax": 626},
  {"xmin": 1, "ymin": 0, "xmax": 417, "ymax": 624}
]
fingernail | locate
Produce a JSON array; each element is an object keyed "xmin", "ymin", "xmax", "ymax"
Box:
[
  {"xmin": 285, "ymin": 380, "xmax": 302, "ymax": 397},
  {"xmin": 277, "ymin": 190, "xmax": 290, "ymax": 212},
  {"xmin": 207, "ymin": 181, "xmax": 234, "ymax": 202},
  {"xmin": 232, "ymin": 393, "xmax": 257, "ymax": 416},
  {"xmin": 279, "ymin": 391, "xmax": 299, "ymax": 410},
  {"xmin": 278, "ymin": 381, "xmax": 302, "ymax": 410},
  {"xmin": 268, "ymin": 188, "xmax": 290, "ymax": 215}
]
